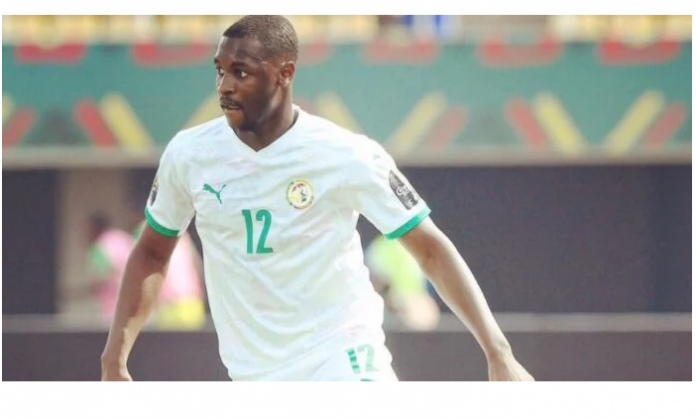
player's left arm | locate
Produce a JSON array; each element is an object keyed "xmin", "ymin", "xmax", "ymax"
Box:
[
  {"xmin": 348, "ymin": 136, "xmax": 533, "ymax": 381},
  {"xmin": 398, "ymin": 217, "xmax": 534, "ymax": 381}
]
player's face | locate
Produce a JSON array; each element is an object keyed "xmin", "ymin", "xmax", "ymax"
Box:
[{"xmin": 214, "ymin": 36, "xmax": 281, "ymax": 131}]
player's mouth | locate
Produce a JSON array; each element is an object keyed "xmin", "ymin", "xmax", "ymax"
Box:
[{"xmin": 220, "ymin": 99, "xmax": 243, "ymax": 112}]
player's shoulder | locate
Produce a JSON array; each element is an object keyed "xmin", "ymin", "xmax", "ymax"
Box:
[
  {"xmin": 297, "ymin": 107, "xmax": 385, "ymax": 161},
  {"xmin": 165, "ymin": 116, "xmax": 229, "ymax": 154},
  {"xmin": 297, "ymin": 108, "xmax": 355, "ymax": 141}
]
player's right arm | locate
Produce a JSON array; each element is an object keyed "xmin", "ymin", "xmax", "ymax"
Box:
[
  {"xmin": 100, "ymin": 226, "xmax": 178, "ymax": 380},
  {"xmin": 101, "ymin": 139, "xmax": 195, "ymax": 381}
]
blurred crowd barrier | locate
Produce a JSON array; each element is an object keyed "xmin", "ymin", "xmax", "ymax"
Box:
[{"xmin": 2, "ymin": 15, "xmax": 692, "ymax": 45}]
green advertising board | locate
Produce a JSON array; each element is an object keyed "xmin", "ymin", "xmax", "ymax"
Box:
[{"xmin": 2, "ymin": 39, "xmax": 691, "ymax": 167}]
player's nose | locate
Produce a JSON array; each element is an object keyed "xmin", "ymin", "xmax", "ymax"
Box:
[{"xmin": 216, "ymin": 73, "xmax": 236, "ymax": 95}]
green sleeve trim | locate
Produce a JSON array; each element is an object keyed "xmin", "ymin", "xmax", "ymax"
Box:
[
  {"xmin": 144, "ymin": 207, "xmax": 180, "ymax": 237},
  {"xmin": 384, "ymin": 207, "xmax": 431, "ymax": 240}
]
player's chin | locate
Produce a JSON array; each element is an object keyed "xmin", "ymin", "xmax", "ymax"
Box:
[{"xmin": 223, "ymin": 111, "xmax": 248, "ymax": 130}]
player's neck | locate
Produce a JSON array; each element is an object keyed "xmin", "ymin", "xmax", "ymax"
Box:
[{"xmin": 236, "ymin": 102, "xmax": 297, "ymax": 152}]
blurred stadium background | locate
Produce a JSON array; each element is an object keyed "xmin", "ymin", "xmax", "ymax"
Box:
[{"xmin": 2, "ymin": 15, "xmax": 692, "ymax": 381}]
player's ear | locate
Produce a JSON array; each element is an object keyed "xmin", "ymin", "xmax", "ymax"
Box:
[{"xmin": 278, "ymin": 61, "xmax": 295, "ymax": 88}]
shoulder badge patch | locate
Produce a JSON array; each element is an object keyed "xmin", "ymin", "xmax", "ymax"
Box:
[
  {"xmin": 389, "ymin": 170, "xmax": 420, "ymax": 210},
  {"xmin": 148, "ymin": 176, "xmax": 159, "ymax": 206}
]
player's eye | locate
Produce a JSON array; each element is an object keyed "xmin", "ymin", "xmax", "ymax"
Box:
[
  {"xmin": 215, "ymin": 66, "xmax": 223, "ymax": 77},
  {"xmin": 234, "ymin": 69, "xmax": 248, "ymax": 79}
]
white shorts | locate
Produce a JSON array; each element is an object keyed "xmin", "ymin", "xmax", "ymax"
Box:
[{"xmin": 236, "ymin": 340, "xmax": 398, "ymax": 381}]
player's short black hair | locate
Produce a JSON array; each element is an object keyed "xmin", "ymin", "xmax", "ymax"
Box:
[{"xmin": 223, "ymin": 15, "xmax": 299, "ymax": 62}]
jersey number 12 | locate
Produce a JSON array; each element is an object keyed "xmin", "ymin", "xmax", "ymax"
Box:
[{"xmin": 241, "ymin": 209, "xmax": 274, "ymax": 254}]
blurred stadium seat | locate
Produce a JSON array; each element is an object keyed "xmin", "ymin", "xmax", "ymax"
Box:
[
  {"xmin": 549, "ymin": 15, "xmax": 692, "ymax": 43},
  {"xmin": 2, "ymin": 15, "xmax": 691, "ymax": 44}
]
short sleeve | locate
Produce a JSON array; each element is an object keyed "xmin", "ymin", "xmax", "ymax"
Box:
[
  {"xmin": 144, "ymin": 141, "xmax": 195, "ymax": 237},
  {"xmin": 348, "ymin": 137, "xmax": 431, "ymax": 239}
]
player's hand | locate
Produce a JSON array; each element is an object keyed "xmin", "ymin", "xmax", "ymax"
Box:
[
  {"xmin": 101, "ymin": 362, "xmax": 133, "ymax": 381},
  {"xmin": 487, "ymin": 353, "xmax": 535, "ymax": 381}
]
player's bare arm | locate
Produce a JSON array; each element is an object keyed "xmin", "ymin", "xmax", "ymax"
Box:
[
  {"xmin": 398, "ymin": 217, "xmax": 534, "ymax": 381},
  {"xmin": 100, "ymin": 225, "xmax": 179, "ymax": 381}
]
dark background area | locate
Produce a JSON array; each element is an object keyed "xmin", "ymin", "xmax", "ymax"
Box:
[
  {"xmin": 3, "ymin": 329, "xmax": 690, "ymax": 381},
  {"xmin": 3, "ymin": 164, "xmax": 691, "ymax": 315}
]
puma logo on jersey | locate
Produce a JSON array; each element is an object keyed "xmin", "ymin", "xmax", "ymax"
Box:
[{"xmin": 203, "ymin": 183, "xmax": 227, "ymax": 204}]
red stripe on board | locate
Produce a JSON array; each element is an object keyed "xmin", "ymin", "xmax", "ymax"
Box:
[
  {"xmin": 598, "ymin": 39, "xmax": 681, "ymax": 66},
  {"xmin": 427, "ymin": 106, "xmax": 467, "ymax": 150},
  {"xmin": 642, "ymin": 104, "xmax": 687, "ymax": 148},
  {"xmin": 478, "ymin": 35, "xmax": 562, "ymax": 68},
  {"xmin": 297, "ymin": 42, "xmax": 333, "ymax": 66},
  {"xmin": 505, "ymin": 99, "xmax": 547, "ymax": 148},
  {"xmin": 363, "ymin": 39, "xmax": 440, "ymax": 65},
  {"xmin": 15, "ymin": 43, "xmax": 87, "ymax": 64},
  {"xmin": 74, "ymin": 100, "xmax": 118, "ymax": 147},
  {"xmin": 132, "ymin": 43, "xmax": 214, "ymax": 67},
  {"xmin": 2, "ymin": 108, "xmax": 36, "ymax": 147}
]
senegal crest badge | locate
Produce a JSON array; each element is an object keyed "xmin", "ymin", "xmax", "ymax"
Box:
[{"xmin": 286, "ymin": 179, "xmax": 314, "ymax": 210}]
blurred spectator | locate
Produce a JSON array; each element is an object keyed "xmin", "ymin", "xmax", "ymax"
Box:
[
  {"xmin": 365, "ymin": 235, "xmax": 440, "ymax": 330},
  {"xmin": 377, "ymin": 15, "xmax": 404, "ymax": 30},
  {"xmin": 133, "ymin": 221, "xmax": 206, "ymax": 330},
  {"xmin": 84, "ymin": 212, "xmax": 135, "ymax": 325},
  {"xmin": 402, "ymin": 15, "xmax": 462, "ymax": 39}
]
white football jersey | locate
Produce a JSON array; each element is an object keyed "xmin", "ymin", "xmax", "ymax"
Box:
[{"xmin": 145, "ymin": 106, "xmax": 431, "ymax": 379}]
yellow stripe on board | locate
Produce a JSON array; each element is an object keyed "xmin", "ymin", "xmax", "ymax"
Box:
[
  {"xmin": 533, "ymin": 93, "xmax": 586, "ymax": 155},
  {"xmin": 605, "ymin": 91, "xmax": 665, "ymax": 155},
  {"xmin": 100, "ymin": 94, "xmax": 154, "ymax": 154},
  {"xmin": 184, "ymin": 94, "xmax": 223, "ymax": 129},
  {"xmin": 3, "ymin": 95, "xmax": 14, "ymax": 124},
  {"xmin": 387, "ymin": 92, "xmax": 448, "ymax": 154},
  {"xmin": 315, "ymin": 91, "xmax": 362, "ymax": 133}
]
